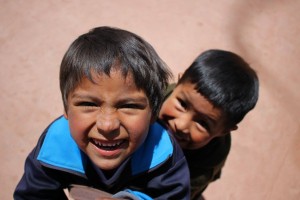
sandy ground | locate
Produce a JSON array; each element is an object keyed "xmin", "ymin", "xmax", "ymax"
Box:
[{"xmin": 1, "ymin": 1, "xmax": 300, "ymax": 200}]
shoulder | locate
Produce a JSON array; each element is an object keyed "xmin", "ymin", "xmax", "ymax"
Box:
[{"xmin": 184, "ymin": 134, "xmax": 231, "ymax": 168}]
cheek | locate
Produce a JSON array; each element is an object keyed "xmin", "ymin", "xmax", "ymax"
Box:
[
  {"xmin": 160, "ymin": 100, "xmax": 177, "ymax": 118},
  {"xmin": 130, "ymin": 124, "xmax": 149, "ymax": 146},
  {"xmin": 125, "ymin": 113, "xmax": 152, "ymax": 146},
  {"xmin": 67, "ymin": 115, "xmax": 90, "ymax": 147},
  {"xmin": 190, "ymin": 131, "xmax": 212, "ymax": 148}
]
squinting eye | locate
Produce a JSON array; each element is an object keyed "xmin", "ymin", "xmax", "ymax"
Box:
[
  {"xmin": 197, "ymin": 120, "xmax": 210, "ymax": 131},
  {"xmin": 120, "ymin": 104, "xmax": 144, "ymax": 110},
  {"xmin": 77, "ymin": 102, "xmax": 97, "ymax": 107},
  {"xmin": 178, "ymin": 98, "xmax": 188, "ymax": 109}
]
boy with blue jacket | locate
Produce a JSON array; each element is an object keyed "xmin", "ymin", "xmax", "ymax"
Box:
[{"xmin": 14, "ymin": 26, "xmax": 190, "ymax": 200}]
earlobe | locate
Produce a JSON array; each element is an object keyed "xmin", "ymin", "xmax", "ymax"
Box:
[
  {"xmin": 63, "ymin": 111, "xmax": 68, "ymax": 119},
  {"xmin": 231, "ymin": 125, "xmax": 238, "ymax": 131},
  {"xmin": 177, "ymin": 73, "xmax": 183, "ymax": 81}
]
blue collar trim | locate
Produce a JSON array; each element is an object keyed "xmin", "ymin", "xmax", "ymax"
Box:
[
  {"xmin": 37, "ymin": 116, "xmax": 86, "ymax": 174},
  {"xmin": 131, "ymin": 122, "xmax": 173, "ymax": 175},
  {"xmin": 37, "ymin": 117, "xmax": 173, "ymax": 175}
]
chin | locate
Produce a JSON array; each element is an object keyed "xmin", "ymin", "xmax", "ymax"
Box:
[
  {"xmin": 182, "ymin": 142, "xmax": 207, "ymax": 150},
  {"xmin": 96, "ymin": 160, "xmax": 121, "ymax": 171}
]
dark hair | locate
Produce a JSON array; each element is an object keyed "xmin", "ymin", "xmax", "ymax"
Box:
[
  {"xmin": 60, "ymin": 26, "xmax": 172, "ymax": 116},
  {"xmin": 178, "ymin": 49, "xmax": 259, "ymax": 129}
]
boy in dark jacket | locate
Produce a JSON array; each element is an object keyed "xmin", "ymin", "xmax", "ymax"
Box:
[
  {"xmin": 159, "ymin": 49, "xmax": 259, "ymax": 199},
  {"xmin": 14, "ymin": 26, "xmax": 190, "ymax": 200}
]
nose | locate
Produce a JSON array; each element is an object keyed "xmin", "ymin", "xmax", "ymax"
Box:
[
  {"xmin": 96, "ymin": 107, "xmax": 120, "ymax": 135},
  {"xmin": 174, "ymin": 114, "xmax": 190, "ymax": 135}
]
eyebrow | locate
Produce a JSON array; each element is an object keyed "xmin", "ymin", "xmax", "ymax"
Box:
[
  {"xmin": 204, "ymin": 114, "xmax": 218, "ymax": 126},
  {"xmin": 70, "ymin": 93, "xmax": 97, "ymax": 101},
  {"xmin": 71, "ymin": 93, "xmax": 148, "ymax": 104},
  {"xmin": 117, "ymin": 97, "xmax": 148, "ymax": 104},
  {"xmin": 181, "ymin": 90, "xmax": 219, "ymax": 125}
]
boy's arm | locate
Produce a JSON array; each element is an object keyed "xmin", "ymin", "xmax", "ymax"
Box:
[
  {"xmin": 120, "ymin": 153, "xmax": 190, "ymax": 200},
  {"xmin": 140, "ymin": 140, "xmax": 190, "ymax": 199},
  {"xmin": 14, "ymin": 143, "xmax": 68, "ymax": 199},
  {"xmin": 149, "ymin": 155, "xmax": 190, "ymax": 199},
  {"xmin": 188, "ymin": 134, "xmax": 231, "ymax": 199},
  {"xmin": 190, "ymin": 160, "xmax": 225, "ymax": 199},
  {"xmin": 69, "ymin": 185, "xmax": 150, "ymax": 200}
]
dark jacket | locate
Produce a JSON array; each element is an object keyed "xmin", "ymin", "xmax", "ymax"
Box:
[
  {"xmin": 164, "ymin": 84, "xmax": 231, "ymax": 200},
  {"xmin": 14, "ymin": 116, "xmax": 190, "ymax": 200},
  {"xmin": 184, "ymin": 135, "xmax": 231, "ymax": 199}
]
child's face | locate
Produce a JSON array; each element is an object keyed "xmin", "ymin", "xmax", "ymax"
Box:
[
  {"xmin": 159, "ymin": 82, "xmax": 227, "ymax": 150},
  {"xmin": 64, "ymin": 69, "xmax": 153, "ymax": 170}
]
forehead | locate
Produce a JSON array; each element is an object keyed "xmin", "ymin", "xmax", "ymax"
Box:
[
  {"xmin": 91, "ymin": 68, "xmax": 135, "ymax": 86},
  {"xmin": 77, "ymin": 70, "xmax": 143, "ymax": 98},
  {"xmin": 174, "ymin": 82, "xmax": 226, "ymax": 126},
  {"xmin": 69, "ymin": 70, "xmax": 149, "ymax": 105}
]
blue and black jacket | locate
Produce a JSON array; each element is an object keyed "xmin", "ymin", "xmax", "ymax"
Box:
[{"xmin": 14, "ymin": 116, "xmax": 190, "ymax": 199}]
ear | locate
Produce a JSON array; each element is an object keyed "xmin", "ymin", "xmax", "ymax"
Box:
[
  {"xmin": 230, "ymin": 125, "xmax": 238, "ymax": 132},
  {"xmin": 63, "ymin": 110, "xmax": 68, "ymax": 119},
  {"xmin": 222, "ymin": 125, "xmax": 238, "ymax": 135},
  {"xmin": 177, "ymin": 73, "xmax": 183, "ymax": 81}
]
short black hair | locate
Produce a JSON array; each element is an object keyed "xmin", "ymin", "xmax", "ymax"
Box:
[
  {"xmin": 178, "ymin": 49, "xmax": 259, "ymax": 128},
  {"xmin": 60, "ymin": 26, "xmax": 172, "ymax": 116}
]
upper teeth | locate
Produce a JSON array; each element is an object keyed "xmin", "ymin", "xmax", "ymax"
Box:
[{"xmin": 93, "ymin": 139, "xmax": 122, "ymax": 147}]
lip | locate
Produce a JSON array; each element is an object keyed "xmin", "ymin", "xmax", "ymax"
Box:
[
  {"xmin": 90, "ymin": 138, "xmax": 127, "ymax": 158},
  {"xmin": 169, "ymin": 123, "xmax": 189, "ymax": 142},
  {"xmin": 165, "ymin": 121, "xmax": 188, "ymax": 142}
]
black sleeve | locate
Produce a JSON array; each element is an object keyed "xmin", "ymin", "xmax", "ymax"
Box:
[
  {"xmin": 14, "ymin": 134, "xmax": 68, "ymax": 200},
  {"xmin": 186, "ymin": 134, "xmax": 231, "ymax": 199},
  {"xmin": 139, "ymin": 138, "xmax": 191, "ymax": 200}
]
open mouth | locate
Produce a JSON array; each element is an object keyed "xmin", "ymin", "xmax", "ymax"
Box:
[{"xmin": 91, "ymin": 139, "xmax": 125, "ymax": 151}]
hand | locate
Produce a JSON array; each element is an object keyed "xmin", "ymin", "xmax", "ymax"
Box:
[{"xmin": 68, "ymin": 184, "xmax": 113, "ymax": 200}]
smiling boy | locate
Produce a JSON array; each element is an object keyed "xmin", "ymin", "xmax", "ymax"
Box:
[
  {"xmin": 159, "ymin": 49, "xmax": 259, "ymax": 199},
  {"xmin": 14, "ymin": 26, "xmax": 190, "ymax": 200}
]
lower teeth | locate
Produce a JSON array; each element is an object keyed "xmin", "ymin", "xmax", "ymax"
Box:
[{"xmin": 100, "ymin": 146, "xmax": 117, "ymax": 150}]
